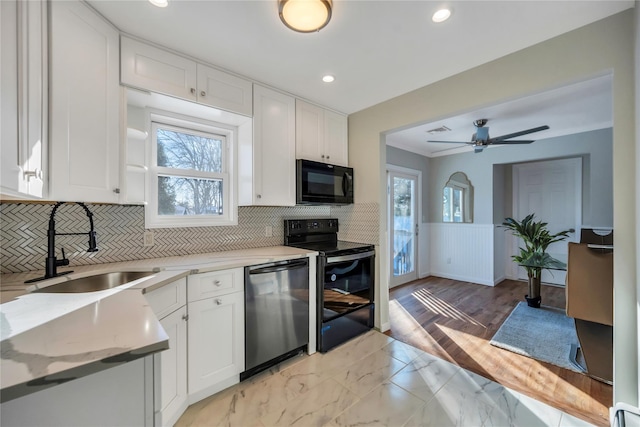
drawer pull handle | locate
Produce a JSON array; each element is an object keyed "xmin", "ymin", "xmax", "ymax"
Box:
[
  {"xmin": 213, "ymin": 280, "xmax": 221, "ymax": 286},
  {"xmin": 215, "ymin": 299, "xmax": 222, "ymax": 305}
]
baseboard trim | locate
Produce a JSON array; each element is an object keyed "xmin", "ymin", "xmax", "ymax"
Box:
[{"xmin": 430, "ymin": 271, "xmax": 495, "ymax": 287}]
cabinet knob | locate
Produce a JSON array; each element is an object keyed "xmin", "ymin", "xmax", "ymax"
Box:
[
  {"xmin": 321, "ymin": 155, "xmax": 325, "ymax": 159},
  {"xmin": 182, "ymin": 314, "xmax": 189, "ymax": 321},
  {"xmin": 326, "ymin": 155, "xmax": 330, "ymax": 160},
  {"xmin": 23, "ymin": 168, "xmax": 43, "ymax": 181},
  {"xmin": 213, "ymin": 279, "xmax": 221, "ymax": 287},
  {"xmin": 215, "ymin": 299, "xmax": 222, "ymax": 305},
  {"xmin": 200, "ymin": 91, "xmax": 206, "ymax": 97},
  {"xmin": 113, "ymin": 188, "xmax": 121, "ymax": 194},
  {"xmin": 256, "ymin": 194, "xmax": 262, "ymax": 199},
  {"xmin": 190, "ymin": 88, "xmax": 196, "ymax": 95}
]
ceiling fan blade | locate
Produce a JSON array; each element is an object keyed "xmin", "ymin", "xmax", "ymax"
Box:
[
  {"xmin": 426, "ymin": 140, "xmax": 471, "ymax": 144},
  {"xmin": 490, "ymin": 140, "xmax": 534, "ymax": 145},
  {"xmin": 490, "ymin": 125, "xmax": 550, "ymax": 142}
]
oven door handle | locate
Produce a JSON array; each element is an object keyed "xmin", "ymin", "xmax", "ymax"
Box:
[{"xmin": 326, "ymin": 250, "xmax": 375, "ymax": 264}]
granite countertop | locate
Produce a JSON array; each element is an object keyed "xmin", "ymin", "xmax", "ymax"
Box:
[{"xmin": 0, "ymin": 246, "xmax": 317, "ymax": 403}]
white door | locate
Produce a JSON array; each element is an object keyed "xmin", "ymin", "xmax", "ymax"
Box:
[
  {"xmin": 388, "ymin": 166, "xmax": 420, "ymax": 288},
  {"xmin": 512, "ymin": 158, "xmax": 581, "ymax": 285}
]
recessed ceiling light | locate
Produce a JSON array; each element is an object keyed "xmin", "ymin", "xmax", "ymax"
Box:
[
  {"xmin": 432, "ymin": 8, "xmax": 451, "ymax": 23},
  {"xmin": 322, "ymin": 75, "xmax": 335, "ymax": 83},
  {"xmin": 149, "ymin": 0, "xmax": 168, "ymax": 8}
]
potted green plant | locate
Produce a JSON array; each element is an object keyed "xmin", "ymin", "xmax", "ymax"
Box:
[{"xmin": 502, "ymin": 214, "xmax": 571, "ymax": 308}]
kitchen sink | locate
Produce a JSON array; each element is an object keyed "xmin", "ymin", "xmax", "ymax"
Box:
[{"xmin": 31, "ymin": 271, "xmax": 155, "ymax": 293}]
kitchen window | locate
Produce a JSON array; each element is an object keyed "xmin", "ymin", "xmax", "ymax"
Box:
[{"xmin": 146, "ymin": 113, "xmax": 237, "ymax": 228}]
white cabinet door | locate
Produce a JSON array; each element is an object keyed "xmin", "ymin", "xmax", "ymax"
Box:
[
  {"xmin": 324, "ymin": 109, "xmax": 348, "ymax": 166},
  {"xmin": 188, "ymin": 292, "xmax": 244, "ymax": 401},
  {"xmin": 49, "ymin": 0, "xmax": 120, "ymax": 203},
  {"xmin": 155, "ymin": 306, "xmax": 188, "ymax": 427},
  {"xmin": 250, "ymin": 85, "xmax": 296, "ymax": 206},
  {"xmin": 121, "ymin": 37, "xmax": 197, "ymax": 102},
  {"xmin": 295, "ymin": 99, "xmax": 348, "ymax": 166},
  {"xmin": 1, "ymin": 0, "xmax": 47, "ymax": 199},
  {"xmin": 295, "ymin": 100, "xmax": 324, "ymax": 162},
  {"xmin": 121, "ymin": 38, "xmax": 252, "ymax": 116},
  {"xmin": 197, "ymin": 64, "xmax": 252, "ymax": 116}
]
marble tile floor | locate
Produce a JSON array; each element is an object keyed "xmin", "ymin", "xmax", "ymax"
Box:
[{"xmin": 176, "ymin": 330, "xmax": 595, "ymax": 427}]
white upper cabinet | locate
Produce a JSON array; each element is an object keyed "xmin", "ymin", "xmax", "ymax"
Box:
[
  {"xmin": 121, "ymin": 37, "xmax": 197, "ymax": 102},
  {"xmin": 49, "ymin": 0, "xmax": 120, "ymax": 203},
  {"xmin": 1, "ymin": 0, "xmax": 47, "ymax": 199},
  {"xmin": 121, "ymin": 37, "xmax": 252, "ymax": 116},
  {"xmin": 295, "ymin": 99, "xmax": 348, "ymax": 166},
  {"xmin": 196, "ymin": 64, "xmax": 252, "ymax": 115},
  {"xmin": 239, "ymin": 84, "xmax": 296, "ymax": 206}
]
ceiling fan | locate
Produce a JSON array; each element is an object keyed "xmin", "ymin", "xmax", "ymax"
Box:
[{"xmin": 428, "ymin": 119, "xmax": 550, "ymax": 153}]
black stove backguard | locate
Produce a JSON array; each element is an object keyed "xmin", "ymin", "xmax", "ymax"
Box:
[{"xmin": 284, "ymin": 218, "xmax": 375, "ymax": 352}]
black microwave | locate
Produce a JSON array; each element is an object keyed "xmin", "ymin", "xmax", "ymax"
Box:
[{"xmin": 296, "ymin": 159, "xmax": 354, "ymax": 205}]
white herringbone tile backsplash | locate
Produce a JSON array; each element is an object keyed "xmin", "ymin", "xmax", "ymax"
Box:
[{"xmin": 1, "ymin": 202, "xmax": 379, "ymax": 274}]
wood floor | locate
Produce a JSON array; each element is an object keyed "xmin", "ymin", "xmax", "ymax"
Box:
[{"xmin": 386, "ymin": 277, "xmax": 612, "ymax": 426}]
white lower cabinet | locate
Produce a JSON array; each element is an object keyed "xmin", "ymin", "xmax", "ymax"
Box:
[
  {"xmin": 145, "ymin": 278, "xmax": 188, "ymax": 426},
  {"xmin": 155, "ymin": 306, "xmax": 188, "ymax": 427},
  {"xmin": 0, "ymin": 358, "xmax": 150, "ymax": 427},
  {"xmin": 187, "ymin": 269, "xmax": 245, "ymax": 404}
]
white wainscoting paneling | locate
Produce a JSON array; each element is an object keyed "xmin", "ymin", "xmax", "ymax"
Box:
[
  {"xmin": 428, "ymin": 223, "xmax": 495, "ymax": 286},
  {"xmin": 494, "ymin": 225, "xmax": 507, "ymax": 285},
  {"xmin": 419, "ymin": 222, "xmax": 430, "ymax": 279}
]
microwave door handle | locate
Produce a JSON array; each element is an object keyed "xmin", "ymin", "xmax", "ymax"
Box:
[{"xmin": 342, "ymin": 173, "xmax": 348, "ymax": 196}]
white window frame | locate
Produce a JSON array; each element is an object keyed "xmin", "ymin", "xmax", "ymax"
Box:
[{"xmin": 145, "ymin": 111, "xmax": 238, "ymax": 228}]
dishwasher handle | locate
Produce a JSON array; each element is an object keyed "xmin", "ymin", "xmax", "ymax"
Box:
[{"xmin": 249, "ymin": 259, "xmax": 309, "ymax": 275}]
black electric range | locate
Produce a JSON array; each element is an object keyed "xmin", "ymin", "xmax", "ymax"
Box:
[{"xmin": 284, "ymin": 219, "xmax": 375, "ymax": 352}]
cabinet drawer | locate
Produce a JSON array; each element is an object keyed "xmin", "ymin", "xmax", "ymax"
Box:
[
  {"xmin": 188, "ymin": 268, "xmax": 243, "ymax": 302},
  {"xmin": 146, "ymin": 277, "xmax": 187, "ymax": 319}
]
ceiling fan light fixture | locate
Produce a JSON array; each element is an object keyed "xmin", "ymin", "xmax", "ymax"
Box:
[
  {"xmin": 148, "ymin": 0, "xmax": 168, "ymax": 8},
  {"xmin": 279, "ymin": 0, "xmax": 332, "ymax": 33},
  {"xmin": 432, "ymin": 8, "xmax": 451, "ymax": 23}
]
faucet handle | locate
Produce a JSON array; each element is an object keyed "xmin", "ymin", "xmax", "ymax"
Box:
[{"xmin": 57, "ymin": 248, "xmax": 70, "ymax": 267}]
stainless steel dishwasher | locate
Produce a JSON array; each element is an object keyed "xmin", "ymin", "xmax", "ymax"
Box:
[{"xmin": 241, "ymin": 258, "xmax": 309, "ymax": 380}]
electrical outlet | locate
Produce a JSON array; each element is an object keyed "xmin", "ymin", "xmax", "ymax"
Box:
[
  {"xmin": 265, "ymin": 226, "xmax": 273, "ymax": 237},
  {"xmin": 143, "ymin": 231, "xmax": 154, "ymax": 247}
]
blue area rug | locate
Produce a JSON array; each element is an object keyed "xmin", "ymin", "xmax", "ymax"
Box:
[{"xmin": 490, "ymin": 302, "xmax": 581, "ymax": 372}]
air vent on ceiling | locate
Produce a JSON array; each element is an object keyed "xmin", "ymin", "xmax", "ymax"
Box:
[{"xmin": 426, "ymin": 125, "xmax": 451, "ymax": 135}]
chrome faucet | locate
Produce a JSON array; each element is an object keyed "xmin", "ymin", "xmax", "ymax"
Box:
[{"xmin": 25, "ymin": 202, "xmax": 99, "ymax": 283}]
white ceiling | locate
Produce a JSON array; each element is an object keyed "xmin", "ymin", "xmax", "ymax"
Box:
[
  {"xmin": 87, "ymin": 0, "xmax": 633, "ymax": 116},
  {"xmin": 385, "ymin": 74, "xmax": 614, "ymax": 157}
]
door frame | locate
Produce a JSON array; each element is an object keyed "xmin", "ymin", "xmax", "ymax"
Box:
[
  {"xmin": 387, "ymin": 164, "xmax": 422, "ymax": 288},
  {"xmin": 509, "ymin": 157, "xmax": 582, "ymax": 283}
]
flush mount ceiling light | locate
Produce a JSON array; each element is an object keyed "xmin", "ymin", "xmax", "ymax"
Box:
[
  {"xmin": 322, "ymin": 75, "xmax": 335, "ymax": 83},
  {"xmin": 279, "ymin": 0, "xmax": 333, "ymax": 33},
  {"xmin": 432, "ymin": 8, "xmax": 451, "ymax": 23},
  {"xmin": 149, "ymin": 0, "xmax": 168, "ymax": 7}
]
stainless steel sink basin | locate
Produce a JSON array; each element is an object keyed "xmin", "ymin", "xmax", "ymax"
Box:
[{"xmin": 31, "ymin": 271, "xmax": 155, "ymax": 293}]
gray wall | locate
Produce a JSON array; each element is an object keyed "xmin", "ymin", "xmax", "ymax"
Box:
[
  {"xmin": 386, "ymin": 145, "xmax": 430, "ymax": 222},
  {"xmin": 428, "ymin": 128, "xmax": 613, "ymax": 226}
]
